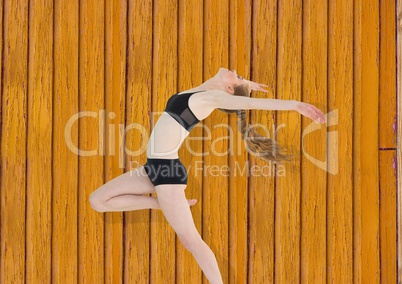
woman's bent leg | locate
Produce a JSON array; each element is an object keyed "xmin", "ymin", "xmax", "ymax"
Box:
[
  {"xmin": 92, "ymin": 195, "xmax": 161, "ymax": 212},
  {"xmin": 89, "ymin": 165, "xmax": 156, "ymax": 211},
  {"xmin": 89, "ymin": 165, "xmax": 197, "ymax": 212}
]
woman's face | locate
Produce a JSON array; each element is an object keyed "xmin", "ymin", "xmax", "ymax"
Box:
[{"xmin": 218, "ymin": 68, "xmax": 249, "ymax": 93}]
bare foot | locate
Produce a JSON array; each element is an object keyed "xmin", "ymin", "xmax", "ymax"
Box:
[{"xmin": 187, "ymin": 199, "xmax": 197, "ymax": 206}]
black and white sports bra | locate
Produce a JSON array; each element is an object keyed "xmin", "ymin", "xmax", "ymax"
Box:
[{"xmin": 164, "ymin": 90, "xmax": 206, "ymax": 132}]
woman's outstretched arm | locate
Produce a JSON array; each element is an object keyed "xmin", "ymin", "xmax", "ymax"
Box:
[
  {"xmin": 204, "ymin": 90, "xmax": 326, "ymax": 124},
  {"xmin": 206, "ymin": 90, "xmax": 297, "ymax": 111}
]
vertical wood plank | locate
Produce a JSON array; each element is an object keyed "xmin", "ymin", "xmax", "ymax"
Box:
[
  {"xmin": 380, "ymin": 0, "xmax": 397, "ymax": 280},
  {"xmin": 353, "ymin": 0, "xmax": 362, "ymax": 281},
  {"xmin": 249, "ymin": 1, "xmax": 277, "ymax": 282},
  {"xmin": 397, "ymin": 0, "xmax": 402, "ymax": 281},
  {"xmin": 176, "ymin": 0, "xmax": 204, "ymax": 282},
  {"xmin": 275, "ymin": 0, "xmax": 302, "ymax": 282},
  {"xmin": 301, "ymin": 0, "xmax": 328, "ymax": 283},
  {"xmin": 26, "ymin": 0, "xmax": 53, "ymax": 282},
  {"xmin": 150, "ymin": 0, "xmax": 178, "ymax": 282},
  {"xmin": 228, "ymin": 0, "xmax": 251, "ymax": 283},
  {"xmin": 53, "ymin": 0, "xmax": 79, "ymax": 282},
  {"xmin": 104, "ymin": 0, "xmax": 127, "ymax": 283},
  {"xmin": 327, "ymin": 0, "xmax": 354, "ymax": 282},
  {"xmin": 0, "ymin": 0, "xmax": 2, "ymax": 110},
  {"xmin": 124, "ymin": 0, "xmax": 153, "ymax": 282},
  {"xmin": 379, "ymin": 150, "xmax": 397, "ymax": 283},
  {"xmin": 379, "ymin": 0, "xmax": 397, "ymax": 149},
  {"xmin": 0, "ymin": 0, "xmax": 29, "ymax": 283},
  {"xmin": 327, "ymin": 0, "xmax": 354, "ymax": 283},
  {"xmin": 353, "ymin": 0, "xmax": 380, "ymax": 282},
  {"xmin": 78, "ymin": 0, "xmax": 105, "ymax": 282},
  {"xmin": 203, "ymin": 0, "xmax": 230, "ymax": 283},
  {"xmin": 379, "ymin": 1, "xmax": 396, "ymax": 151}
]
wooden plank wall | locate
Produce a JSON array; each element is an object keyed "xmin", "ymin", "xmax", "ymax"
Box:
[
  {"xmin": 397, "ymin": 1, "xmax": 402, "ymax": 283},
  {"xmin": 0, "ymin": 0, "xmax": 398, "ymax": 283}
]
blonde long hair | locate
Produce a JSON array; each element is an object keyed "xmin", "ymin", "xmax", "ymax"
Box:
[{"xmin": 218, "ymin": 84, "xmax": 294, "ymax": 163}]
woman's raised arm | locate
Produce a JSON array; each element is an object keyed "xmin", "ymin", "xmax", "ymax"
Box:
[
  {"xmin": 204, "ymin": 90, "xmax": 326, "ymax": 124},
  {"xmin": 205, "ymin": 90, "xmax": 298, "ymax": 111}
]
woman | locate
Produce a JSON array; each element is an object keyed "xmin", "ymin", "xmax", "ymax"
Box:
[{"xmin": 89, "ymin": 67, "xmax": 325, "ymax": 284}]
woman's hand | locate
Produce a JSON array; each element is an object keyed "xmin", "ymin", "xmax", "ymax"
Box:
[{"xmin": 295, "ymin": 101, "xmax": 326, "ymax": 124}]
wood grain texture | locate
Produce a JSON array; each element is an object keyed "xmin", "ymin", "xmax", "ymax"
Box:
[
  {"xmin": 0, "ymin": 0, "xmax": 2, "ymax": 133},
  {"xmin": 177, "ymin": 0, "xmax": 204, "ymax": 282},
  {"xmin": 26, "ymin": 0, "xmax": 53, "ymax": 282},
  {"xmin": 150, "ymin": 0, "xmax": 178, "ymax": 283},
  {"xmin": 397, "ymin": 0, "xmax": 402, "ymax": 282},
  {"xmin": 203, "ymin": 0, "xmax": 230, "ymax": 283},
  {"xmin": 354, "ymin": 0, "xmax": 363, "ymax": 282},
  {"xmin": 380, "ymin": 1, "xmax": 398, "ymax": 282},
  {"xmin": 379, "ymin": 150, "xmax": 397, "ymax": 284},
  {"xmin": 228, "ymin": 0, "xmax": 251, "ymax": 283},
  {"xmin": 0, "ymin": 0, "xmax": 29, "ymax": 283},
  {"xmin": 275, "ymin": 0, "xmax": 302, "ymax": 282},
  {"xmin": 249, "ymin": 0, "xmax": 277, "ymax": 283},
  {"xmin": 354, "ymin": 0, "xmax": 381, "ymax": 283},
  {"xmin": 301, "ymin": 0, "xmax": 328, "ymax": 282},
  {"xmin": 124, "ymin": 0, "xmax": 153, "ymax": 283},
  {"xmin": 327, "ymin": 0, "xmax": 354, "ymax": 283},
  {"xmin": 53, "ymin": 0, "xmax": 79, "ymax": 282},
  {"xmin": 379, "ymin": 0, "xmax": 397, "ymax": 149},
  {"xmin": 78, "ymin": 0, "xmax": 105, "ymax": 282},
  {"xmin": 104, "ymin": 0, "xmax": 127, "ymax": 283}
]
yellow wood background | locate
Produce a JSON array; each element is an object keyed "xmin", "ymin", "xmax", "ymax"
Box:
[{"xmin": 0, "ymin": 0, "xmax": 398, "ymax": 283}]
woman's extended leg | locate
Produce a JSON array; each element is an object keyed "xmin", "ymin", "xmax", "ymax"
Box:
[
  {"xmin": 89, "ymin": 165, "xmax": 197, "ymax": 212},
  {"xmin": 155, "ymin": 184, "xmax": 223, "ymax": 284}
]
